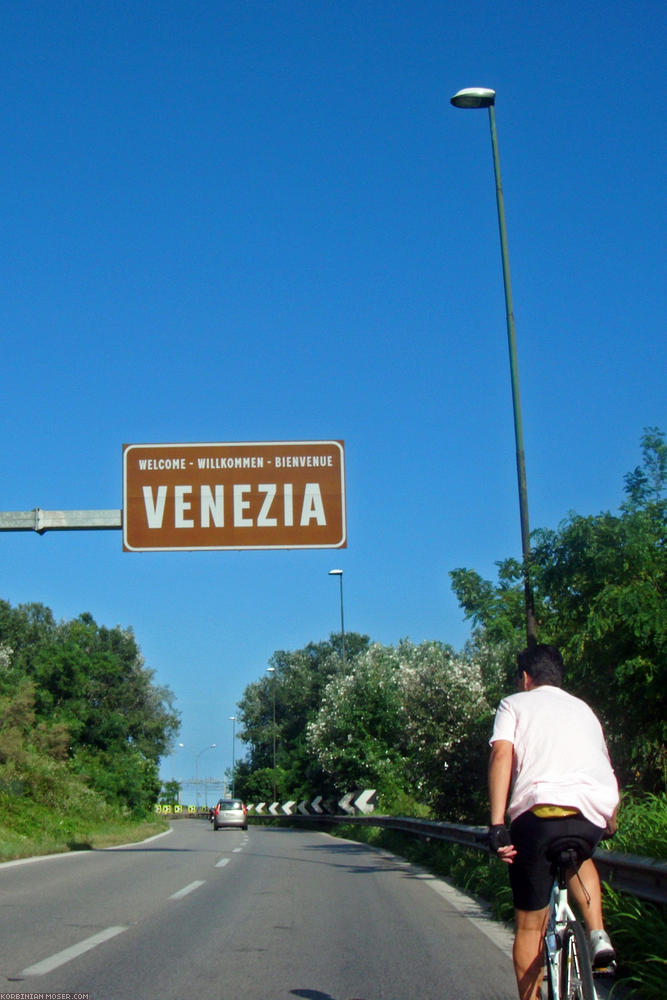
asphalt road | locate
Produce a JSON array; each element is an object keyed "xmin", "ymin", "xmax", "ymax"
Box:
[{"xmin": 1, "ymin": 820, "xmax": 518, "ymax": 1000}]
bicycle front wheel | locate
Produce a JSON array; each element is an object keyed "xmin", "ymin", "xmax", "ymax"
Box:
[{"xmin": 560, "ymin": 920, "xmax": 596, "ymax": 1000}]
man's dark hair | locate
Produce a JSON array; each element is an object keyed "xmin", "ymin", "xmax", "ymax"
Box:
[{"xmin": 517, "ymin": 643, "xmax": 564, "ymax": 687}]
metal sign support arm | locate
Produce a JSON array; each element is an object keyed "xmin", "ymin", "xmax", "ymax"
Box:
[{"xmin": 0, "ymin": 509, "xmax": 121, "ymax": 534}]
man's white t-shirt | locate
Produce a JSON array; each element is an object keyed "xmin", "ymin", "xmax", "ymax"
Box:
[{"xmin": 490, "ymin": 685, "xmax": 619, "ymax": 828}]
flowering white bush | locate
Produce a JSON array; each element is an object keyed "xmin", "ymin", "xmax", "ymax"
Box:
[
  {"xmin": 306, "ymin": 639, "xmax": 492, "ymax": 816},
  {"xmin": 396, "ymin": 640, "xmax": 492, "ymax": 817},
  {"xmin": 306, "ymin": 643, "xmax": 406, "ymax": 791}
]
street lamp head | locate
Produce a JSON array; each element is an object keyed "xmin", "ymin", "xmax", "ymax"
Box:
[
  {"xmin": 450, "ymin": 87, "xmax": 496, "ymax": 109},
  {"xmin": 328, "ymin": 568, "xmax": 343, "ymax": 576},
  {"xmin": 266, "ymin": 666, "xmax": 275, "ymax": 673}
]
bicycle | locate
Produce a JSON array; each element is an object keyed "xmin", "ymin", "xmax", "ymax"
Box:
[{"xmin": 542, "ymin": 837, "xmax": 607, "ymax": 1000}]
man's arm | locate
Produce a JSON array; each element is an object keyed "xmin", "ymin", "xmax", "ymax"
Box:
[
  {"xmin": 488, "ymin": 739, "xmax": 517, "ymax": 863},
  {"xmin": 489, "ymin": 739, "xmax": 513, "ymax": 823}
]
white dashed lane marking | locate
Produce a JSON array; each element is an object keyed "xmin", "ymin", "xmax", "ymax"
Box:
[
  {"xmin": 25, "ymin": 840, "xmax": 249, "ymax": 976},
  {"xmin": 21, "ymin": 926, "xmax": 129, "ymax": 976},
  {"xmin": 169, "ymin": 880, "xmax": 206, "ymax": 900}
]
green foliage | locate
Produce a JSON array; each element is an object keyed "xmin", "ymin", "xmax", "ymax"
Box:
[
  {"xmin": 601, "ymin": 792, "xmax": 667, "ymax": 860},
  {"xmin": 449, "ymin": 561, "xmax": 527, "ymax": 646},
  {"xmin": 601, "ymin": 887, "xmax": 667, "ymax": 1000},
  {"xmin": 623, "ymin": 426, "xmax": 667, "ymax": 508},
  {"xmin": 0, "ymin": 729, "xmax": 121, "ymax": 860},
  {"xmin": 0, "ymin": 681, "xmax": 71, "ymax": 770},
  {"xmin": 234, "ymin": 763, "xmax": 291, "ymax": 802},
  {"xmin": 463, "ymin": 633, "xmax": 517, "ymax": 710},
  {"xmin": 0, "ymin": 600, "xmax": 180, "ymax": 814},
  {"xmin": 235, "ymin": 632, "xmax": 371, "ymax": 801},
  {"xmin": 450, "ymin": 427, "xmax": 667, "ymax": 794},
  {"xmin": 377, "ymin": 788, "xmax": 433, "ymax": 818},
  {"xmin": 238, "ymin": 637, "xmax": 495, "ymax": 821},
  {"xmin": 531, "ymin": 499, "xmax": 666, "ymax": 789},
  {"xmin": 0, "ymin": 769, "xmax": 168, "ymax": 860},
  {"xmin": 306, "ymin": 643, "xmax": 407, "ymax": 796},
  {"xmin": 235, "ymin": 430, "xmax": 666, "ymax": 829},
  {"xmin": 72, "ymin": 746, "xmax": 161, "ymax": 815},
  {"xmin": 396, "ymin": 639, "xmax": 492, "ymax": 821},
  {"xmin": 159, "ymin": 779, "xmax": 181, "ymax": 805}
]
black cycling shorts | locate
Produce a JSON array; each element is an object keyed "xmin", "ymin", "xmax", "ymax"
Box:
[{"xmin": 508, "ymin": 810, "xmax": 606, "ymax": 911}]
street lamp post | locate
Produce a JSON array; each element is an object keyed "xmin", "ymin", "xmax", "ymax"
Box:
[
  {"xmin": 229, "ymin": 715, "xmax": 236, "ymax": 797},
  {"xmin": 450, "ymin": 87, "xmax": 537, "ymax": 646},
  {"xmin": 266, "ymin": 667, "xmax": 277, "ymax": 802},
  {"xmin": 328, "ymin": 568, "xmax": 346, "ymax": 668},
  {"xmin": 179, "ymin": 742, "xmax": 217, "ymax": 809}
]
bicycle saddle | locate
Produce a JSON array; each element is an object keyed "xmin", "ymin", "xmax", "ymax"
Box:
[{"xmin": 546, "ymin": 835, "xmax": 593, "ymax": 874}]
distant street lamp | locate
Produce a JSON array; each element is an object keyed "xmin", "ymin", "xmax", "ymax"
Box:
[
  {"xmin": 179, "ymin": 742, "xmax": 217, "ymax": 809},
  {"xmin": 450, "ymin": 87, "xmax": 537, "ymax": 646},
  {"xmin": 328, "ymin": 568, "xmax": 346, "ymax": 668},
  {"xmin": 229, "ymin": 715, "xmax": 236, "ymax": 797},
  {"xmin": 266, "ymin": 667, "xmax": 277, "ymax": 802}
]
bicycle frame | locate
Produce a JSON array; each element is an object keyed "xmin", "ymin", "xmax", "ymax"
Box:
[{"xmin": 544, "ymin": 873, "xmax": 598, "ymax": 1000}]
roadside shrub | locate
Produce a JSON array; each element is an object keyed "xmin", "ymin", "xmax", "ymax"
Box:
[{"xmin": 600, "ymin": 791, "xmax": 667, "ymax": 860}]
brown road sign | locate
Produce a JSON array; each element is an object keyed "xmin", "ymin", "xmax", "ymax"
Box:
[{"xmin": 122, "ymin": 441, "xmax": 346, "ymax": 551}]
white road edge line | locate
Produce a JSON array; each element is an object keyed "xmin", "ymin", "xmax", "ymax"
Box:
[
  {"xmin": 22, "ymin": 926, "xmax": 129, "ymax": 976},
  {"xmin": 169, "ymin": 879, "xmax": 206, "ymax": 900},
  {"xmin": 375, "ymin": 848, "xmax": 513, "ymax": 957},
  {"xmin": 417, "ymin": 870, "xmax": 513, "ymax": 958},
  {"xmin": 321, "ymin": 830, "xmax": 514, "ymax": 959},
  {"xmin": 104, "ymin": 826, "xmax": 173, "ymax": 850}
]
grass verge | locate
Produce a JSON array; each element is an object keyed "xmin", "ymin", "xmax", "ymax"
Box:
[{"xmin": 0, "ymin": 793, "xmax": 169, "ymax": 863}]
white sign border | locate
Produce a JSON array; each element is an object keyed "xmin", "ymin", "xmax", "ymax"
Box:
[{"xmin": 122, "ymin": 440, "xmax": 346, "ymax": 552}]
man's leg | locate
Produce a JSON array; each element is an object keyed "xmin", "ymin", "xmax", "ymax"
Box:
[
  {"xmin": 568, "ymin": 858, "xmax": 616, "ymax": 967},
  {"xmin": 513, "ymin": 906, "xmax": 549, "ymax": 1000},
  {"xmin": 567, "ymin": 858, "xmax": 603, "ymax": 930}
]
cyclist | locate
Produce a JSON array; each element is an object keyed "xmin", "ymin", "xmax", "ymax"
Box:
[{"xmin": 488, "ymin": 644, "xmax": 619, "ymax": 1000}]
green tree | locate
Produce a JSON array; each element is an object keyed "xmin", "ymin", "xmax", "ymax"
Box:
[
  {"xmin": 531, "ymin": 434, "xmax": 666, "ymax": 789},
  {"xmin": 159, "ymin": 779, "xmax": 181, "ymax": 805},
  {"xmin": 306, "ymin": 643, "xmax": 407, "ymax": 800},
  {"xmin": 397, "ymin": 640, "xmax": 492, "ymax": 821},
  {"xmin": 0, "ymin": 602, "xmax": 180, "ymax": 812},
  {"xmin": 449, "ymin": 559, "xmax": 528, "ymax": 647},
  {"xmin": 623, "ymin": 426, "xmax": 667, "ymax": 507},
  {"xmin": 235, "ymin": 633, "xmax": 370, "ymax": 801},
  {"xmin": 305, "ymin": 639, "xmax": 492, "ymax": 818},
  {"xmin": 450, "ymin": 428, "xmax": 667, "ymax": 792}
]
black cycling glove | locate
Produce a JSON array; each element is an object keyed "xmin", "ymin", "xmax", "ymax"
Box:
[{"xmin": 488, "ymin": 824, "xmax": 511, "ymax": 853}]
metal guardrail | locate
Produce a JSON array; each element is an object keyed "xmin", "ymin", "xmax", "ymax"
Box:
[
  {"xmin": 162, "ymin": 803, "xmax": 666, "ymax": 905},
  {"xmin": 593, "ymin": 849, "xmax": 667, "ymax": 906},
  {"xmin": 278, "ymin": 813, "xmax": 667, "ymax": 906}
]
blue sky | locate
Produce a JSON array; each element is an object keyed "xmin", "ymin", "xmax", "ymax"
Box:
[{"xmin": 2, "ymin": 2, "xmax": 664, "ymax": 788}]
